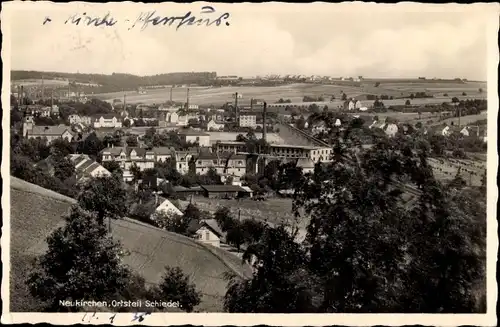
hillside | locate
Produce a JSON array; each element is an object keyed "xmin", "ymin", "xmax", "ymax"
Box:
[{"xmin": 9, "ymin": 177, "xmax": 252, "ymax": 312}]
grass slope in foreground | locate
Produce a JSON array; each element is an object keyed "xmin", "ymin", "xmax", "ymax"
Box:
[{"xmin": 10, "ymin": 177, "xmax": 251, "ymax": 312}]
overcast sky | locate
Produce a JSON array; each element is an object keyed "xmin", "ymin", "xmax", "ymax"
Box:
[{"xmin": 4, "ymin": 2, "xmax": 496, "ymax": 80}]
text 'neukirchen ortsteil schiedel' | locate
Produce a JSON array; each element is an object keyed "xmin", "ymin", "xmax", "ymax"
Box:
[{"xmin": 60, "ymin": 6, "xmax": 231, "ymax": 31}]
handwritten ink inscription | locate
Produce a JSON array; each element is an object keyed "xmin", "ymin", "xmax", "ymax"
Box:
[{"xmin": 44, "ymin": 6, "xmax": 230, "ymax": 30}]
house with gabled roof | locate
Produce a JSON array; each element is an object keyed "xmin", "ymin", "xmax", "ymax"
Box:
[
  {"xmin": 92, "ymin": 114, "xmax": 122, "ymax": 129},
  {"xmin": 68, "ymin": 154, "xmax": 111, "ymax": 183},
  {"xmin": 188, "ymin": 219, "xmax": 225, "ymax": 248},
  {"xmin": 23, "ymin": 116, "xmax": 74, "ymax": 143},
  {"xmin": 100, "ymin": 145, "xmax": 155, "ymax": 182}
]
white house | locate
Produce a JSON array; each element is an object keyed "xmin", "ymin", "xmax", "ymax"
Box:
[
  {"xmin": 238, "ymin": 112, "xmax": 257, "ymax": 128},
  {"xmin": 92, "ymin": 114, "xmax": 122, "ymax": 128},
  {"xmin": 68, "ymin": 154, "xmax": 111, "ymax": 182},
  {"xmin": 207, "ymin": 119, "xmax": 224, "ymax": 131},
  {"xmin": 384, "ymin": 123, "xmax": 399, "ymax": 137},
  {"xmin": 334, "ymin": 119, "xmax": 342, "ymax": 127},
  {"xmin": 460, "ymin": 126, "xmax": 470, "ymax": 137},
  {"xmin": 348, "ymin": 100, "xmax": 355, "ymax": 110},
  {"xmin": 69, "ymin": 114, "xmax": 92, "ymax": 125},
  {"xmin": 441, "ymin": 126, "xmax": 452, "ymax": 137},
  {"xmin": 154, "ymin": 198, "xmax": 183, "ymax": 217},
  {"xmin": 178, "ymin": 129, "xmax": 210, "ymax": 147},
  {"xmin": 190, "ymin": 219, "xmax": 224, "ymax": 248},
  {"xmin": 355, "ymin": 100, "xmax": 362, "ymax": 109}
]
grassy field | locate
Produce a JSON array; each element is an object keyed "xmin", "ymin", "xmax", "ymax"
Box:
[
  {"xmin": 94, "ymin": 81, "xmax": 486, "ymax": 107},
  {"xmin": 10, "ymin": 177, "xmax": 251, "ymax": 312},
  {"xmin": 178, "ymin": 197, "xmax": 308, "ymax": 242},
  {"xmin": 11, "ymin": 79, "xmax": 69, "ymax": 86},
  {"xmin": 428, "ymin": 157, "xmax": 486, "ymax": 186}
]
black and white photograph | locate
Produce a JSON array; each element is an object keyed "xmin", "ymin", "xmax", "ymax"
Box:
[{"xmin": 1, "ymin": 2, "xmax": 498, "ymax": 325}]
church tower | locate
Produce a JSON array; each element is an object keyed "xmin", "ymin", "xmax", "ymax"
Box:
[{"xmin": 22, "ymin": 115, "xmax": 34, "ymax": 137}]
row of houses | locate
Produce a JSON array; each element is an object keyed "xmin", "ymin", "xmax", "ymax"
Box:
[{"xmin": 100, "ymin": 145, "xmax": 248, "ymax": 182}]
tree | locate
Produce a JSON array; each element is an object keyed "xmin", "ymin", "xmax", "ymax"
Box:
[
  {"xmin": 226, "ymin": 222, "xmax": 246, "ymax": 252},
  {"xmin": 122, "ymin": 119, "xmax": 131, "ymax": 128},
  {"xmin": 240, "ymin": 219, "xmax": 266, "ymax": 244},
  {"xmin": 51, "ymin": 139, "xmax": 73, "ymax": 157},
  {"xmin": 27, "ymin": 205, "xmax": 131, "ymax": 311},
  {"xmin": 77, "ymin": 176, "xmax": 127, "ymax": 225},
  {"xmin": 126, "ymin": 135, "xmax": 138, "ymax": 147},
  {"xmin": 415, "ymin": 122, "xmax": 423, "ymax": 129},
  {"xmin": 375, "ymin": 82, "xmax": 380, "ymax": 87},
  {"xmin": 76, "ymin": 132, "xmax": 104, "ymax": 159},
  {"xmin": 295, "ymin": 116, "xmax": 306, "ymax": 130},
  {"xmin": 130, "ymin": 163, "xmax": 142, "ymax": 185},
  {"xmin": 224, "ymin": 225, "xmax": 310, "ymax": 312},
  {"xmin": 478, "ymin": 88, "xmax": 483, "ymax": 93},
  {"xmin": 405, "ymin": 99, "xmax": 411, "ymax": 106},
  {"xmin": 103, "ymin": 160, "xmax": 123, "ymax": 176},
  {"xmin": 153, "ymin": 266, "xmax": 202, "ymax": 312},
  {"xmin": 462, "ymin": 92, "xmax": 467, "ymax": 96},
  {"xmin": 224, "ymin": 124, "xmax": 486, "ymax": 313},
  {"xmin": 52, "ymin": 154, "xmax": 76, "ymax": 181},
  {"xmin": 153, "ymin": 212, "xmax": 190, "ymax": 234},
  {"xmin": 341, "ymin": 93, "xmax": 347, "ymax": 101},
  {"xmin": 214, "ymin": 206, "xmax": 236, "ymax": 232}
]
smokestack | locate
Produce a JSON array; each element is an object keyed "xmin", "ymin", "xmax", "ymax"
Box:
[
  {"xmin": 124, "ymin": 92, "xmax": 127, "ymax": 111},
  {"xmin": 41, "ymin": 75, "xmax": 45, "ymax": 102},
  {"xmin": 17, "ymin": 85, "xmax": 21, "ymax": 105},
  {"xmin": 186, "ymin": 88, "xmax": 190, "ymax": 109},
  {"xmin": 68, "ymin": 82, "xmax": 70, "ymax": 100},
  {"xmin": 235, "ymin": 92, "xmax": 239, "ymax": 123},
  {"xmin": 263, "ymin": 102, "xmax": 267, "ymax": 143},
  {"xmin": 251, "ymin": 98, "xmax": 254, "ymax": 111},
  {"xmin": 170, "ymin": 87, "xmax": 173, "ymax": 102},
  {"xmin": 51, "ymin": 89, "xmax": 54, "ymax": 107},
  {"xmin": 21, "ymin": 86, "xmax": 24, "ymax": 105}
]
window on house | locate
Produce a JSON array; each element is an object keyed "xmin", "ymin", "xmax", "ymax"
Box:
[
  {"xmin": 198, "ymin": 161, "xmax": 202, "ymax": 165},
  {"xmin": 179, "ymin": 163, "xmax": 182, "ymax": 169},
  {"xmin": 205, "ymin": 231, "xmax": 210, "ymax": 240},
  {"xmin": 213, "ymin": 160, "xmax": 218, "ymax": 165}
]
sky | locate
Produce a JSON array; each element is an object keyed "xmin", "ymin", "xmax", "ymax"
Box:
[{"xmin": 5, "ymin": 2, "xmax": 496, "ymax": 80}]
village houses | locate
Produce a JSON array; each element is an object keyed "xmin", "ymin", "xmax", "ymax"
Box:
[
  {"xmin": 22, "ymin": 116, "xmax": 74, "ymax": 143},
  {"xmin": 238, "ymin": 111, "xmax": 257, "ymax": 128},
  {"xmin": 68, "ymin": 114, "xmax": 92, "ymax": 125},
  {"xmin": 92, "ymin": 114, "xmax": 122, "ymax": 129}
]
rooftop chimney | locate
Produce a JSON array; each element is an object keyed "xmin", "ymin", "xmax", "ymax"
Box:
[{"xmin": 262, "ymin": 101, "xmax": 267, "ymax": 143}]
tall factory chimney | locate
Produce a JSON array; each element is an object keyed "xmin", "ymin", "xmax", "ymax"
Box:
[
  {"xmin": 170, "ymin": 87, "xmax": 173, "ymax": 102},
  {"xmin": 234, "ymin": 92, "xmax": 239, "ymax": 123},
  {"xmin": 124, "ymin": 92, "xmax": 127, "ymax": 111},
  {"xmin": 41, "ymin": 75, "xmax": 45, "ymax": 102},
  {"xmin": 17, "ymin": 85, "xmax": 21, "ymax": 105},
  {"xmin": 68, "ymin": 82, "xmax": 71, "ymax": 100},
  {"xmin": 250, "ymin": 98, "xmax": 254, "ymax": 111},
  {"xmin": 186, "ymin": 88, "xmax": 190, "ymax": 109},
  {"xmin": 262, "ymin": 101, "xmax": 267, "ymax": 142},
  {"xmin": 20, "ymin": 85, "xmax": 24, "ymax": 105}
]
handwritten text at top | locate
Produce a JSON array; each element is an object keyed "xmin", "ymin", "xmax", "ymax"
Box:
[{"xmin": 43, "ymin": 6, "xmax": 230, "ymax": 30}]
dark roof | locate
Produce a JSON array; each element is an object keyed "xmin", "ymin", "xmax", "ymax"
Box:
[
  {"xmin": 177, "ymin": 129, "xmax": 209, "ymax": 136},
  {"xmin": 187, "ymin": 219, "xmax": 224, "ymax": 237},
  {"xmin": 200, "ymin": 185, "xmax": 247, "ymax": 193},
  {"xmin": 152, "ymin": 147, "xmax": 175, "ymax": 155},
  {"xmin": 30, "ymin": 125, "xmax": 72, "ymax": 136}
]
